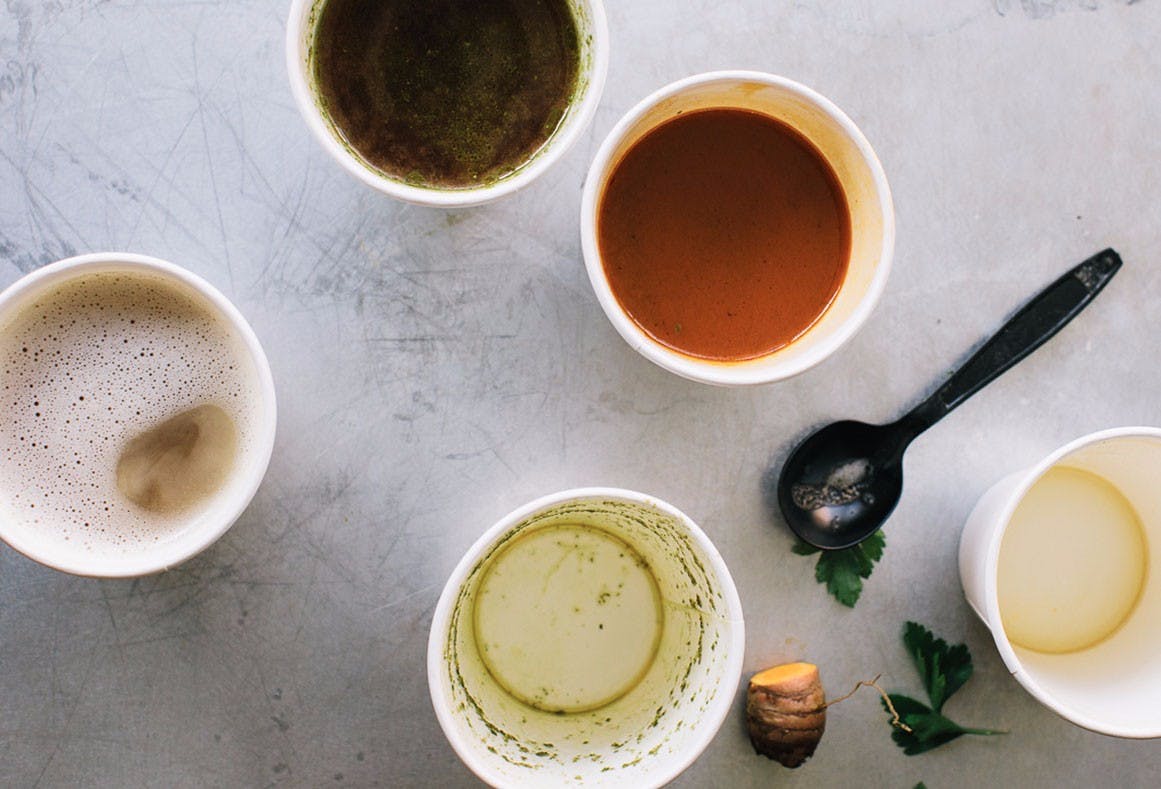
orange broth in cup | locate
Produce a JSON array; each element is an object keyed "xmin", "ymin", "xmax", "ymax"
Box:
[{"xmin": 597, "ymin": 108, "xmax": 850, "ymax": 361}]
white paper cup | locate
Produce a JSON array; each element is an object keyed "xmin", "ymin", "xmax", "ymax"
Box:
[
  {"xmin": 0, "ymin": 253, "xmax": 277, "ymax": 577},
  {"xmin": 428, "ymin": 488, "xmax": 744, "ymax": 787},
  {"xmin": 959, "ymin": 427, "xmax": 1161, "ymax": 738},
  {"xmin": 286, "ymin": 0, "xmax": 609, "ymax": 207},
  {"xmin": 580, "ymin": 71, "xmax": 894, "ymax": 386}
]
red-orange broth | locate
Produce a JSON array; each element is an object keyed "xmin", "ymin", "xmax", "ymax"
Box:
[{"xmin": 597, "ymin": 108, "xmax": 851, "ymax": 361}]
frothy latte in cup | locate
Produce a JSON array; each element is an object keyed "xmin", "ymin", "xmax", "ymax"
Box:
[{"xmin": 0, "ymin": 254, "xmax": 276, "ymax": 576}]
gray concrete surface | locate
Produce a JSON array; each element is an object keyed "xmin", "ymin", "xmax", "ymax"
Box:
[{"xmin": 2, "ymin": 0, "xmax": 1160, "ymax": 786}]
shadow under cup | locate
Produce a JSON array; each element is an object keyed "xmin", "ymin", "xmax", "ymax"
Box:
[
  {"xmin": 581, "ymin": 72, "xmax": 894, "ymax": 386},
  {"xmin": 960, "ymin": 429, "xmax": 1161, "ymax": 737},
  {"xmin": 428, "ymin": 490, "xmax": 744, "ymax": 787}
]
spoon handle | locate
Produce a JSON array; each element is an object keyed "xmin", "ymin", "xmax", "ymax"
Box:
[{"xmin": 896, "ymin": 248, "xmax": 1122, "ymax": 439}]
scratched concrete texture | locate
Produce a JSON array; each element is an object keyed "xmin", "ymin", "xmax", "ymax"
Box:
[{"xmin": 1, "ymin": 0, "xmax": 1160, "ymax": 786}]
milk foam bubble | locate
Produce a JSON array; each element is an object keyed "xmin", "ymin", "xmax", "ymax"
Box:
[{"xmin": 0, "ymin": 272, "xmax": 259, "ymax": 556}]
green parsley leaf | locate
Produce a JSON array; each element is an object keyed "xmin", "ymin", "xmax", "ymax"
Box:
[
  {"xmin": 884, "ymin": 694, "xmax": 970, "ymax": 755},
  {"xmin": 792, "ymin": 530, "xmax": 885, "ymax": 607},
  {"xmin": 884, "ymin": 623, "xmax": 1005, "ymax": 755},
  {"xmin": 903, "ymin": 621, "xmax": 972, "ymax": 712}
]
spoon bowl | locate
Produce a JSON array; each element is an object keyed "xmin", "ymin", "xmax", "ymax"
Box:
[
  {"xmin": 778, "ymin": 420, "xmax": 905, "ymax": 550},
  {"xmin": 777, "ymin": 249, "xmax": 1121, "ymax": 550}
]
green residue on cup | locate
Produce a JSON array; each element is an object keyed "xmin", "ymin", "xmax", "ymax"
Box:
[
  {"xmin": 306, "ymin": 0, "xmax": 582, "ymax": 190},
  {"xmin": 440, "ymin": 498, "xmax": 734, "ymax": 780}
]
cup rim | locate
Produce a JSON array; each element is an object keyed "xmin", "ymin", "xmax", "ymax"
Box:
[
  {"xmin": 579, "ymin": 70, "xmax": 895, "ymax": 387},
  {"xmin": 426, "ymin": 486, "xmax": 745, "ymax": 786},
  {"xmin": 979, "ymin": 425, "xmax": 1161, "ymax": 738},
  {"xmin": 0, "ymin": 252, "xmax": 278, "ymax": 578},
  {"xmin": 285, "ymin": 0, "xmax": 610, "ymax": 208}
]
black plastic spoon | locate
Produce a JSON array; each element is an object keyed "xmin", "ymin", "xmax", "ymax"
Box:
[{"xmin": 777, "ymin": 248, "xmax": 1122, "ymax": 550}]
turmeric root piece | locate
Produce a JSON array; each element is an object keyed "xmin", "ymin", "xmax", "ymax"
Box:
[{"xmin": 746, "ymin": 662, "xmax": 826, "ymax": 768}]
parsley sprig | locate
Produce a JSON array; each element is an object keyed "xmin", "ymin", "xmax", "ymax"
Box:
[
  {"xmin": 792, "ymin": 530, "xmax": 885, "ymax": 607},
  {"xmin": 884, "ymin": 622, "xmax": 1006, "ymax": 755}
]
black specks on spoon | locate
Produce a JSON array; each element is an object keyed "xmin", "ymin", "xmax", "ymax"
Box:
[{"xmin": 777, "ymin": 248, "xmax": 1122, "ymax": 550}]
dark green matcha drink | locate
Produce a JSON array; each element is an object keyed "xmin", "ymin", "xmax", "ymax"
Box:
[{"xmin": 311, "ymin": 0, "xmax": 581, "ymax": 189}]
